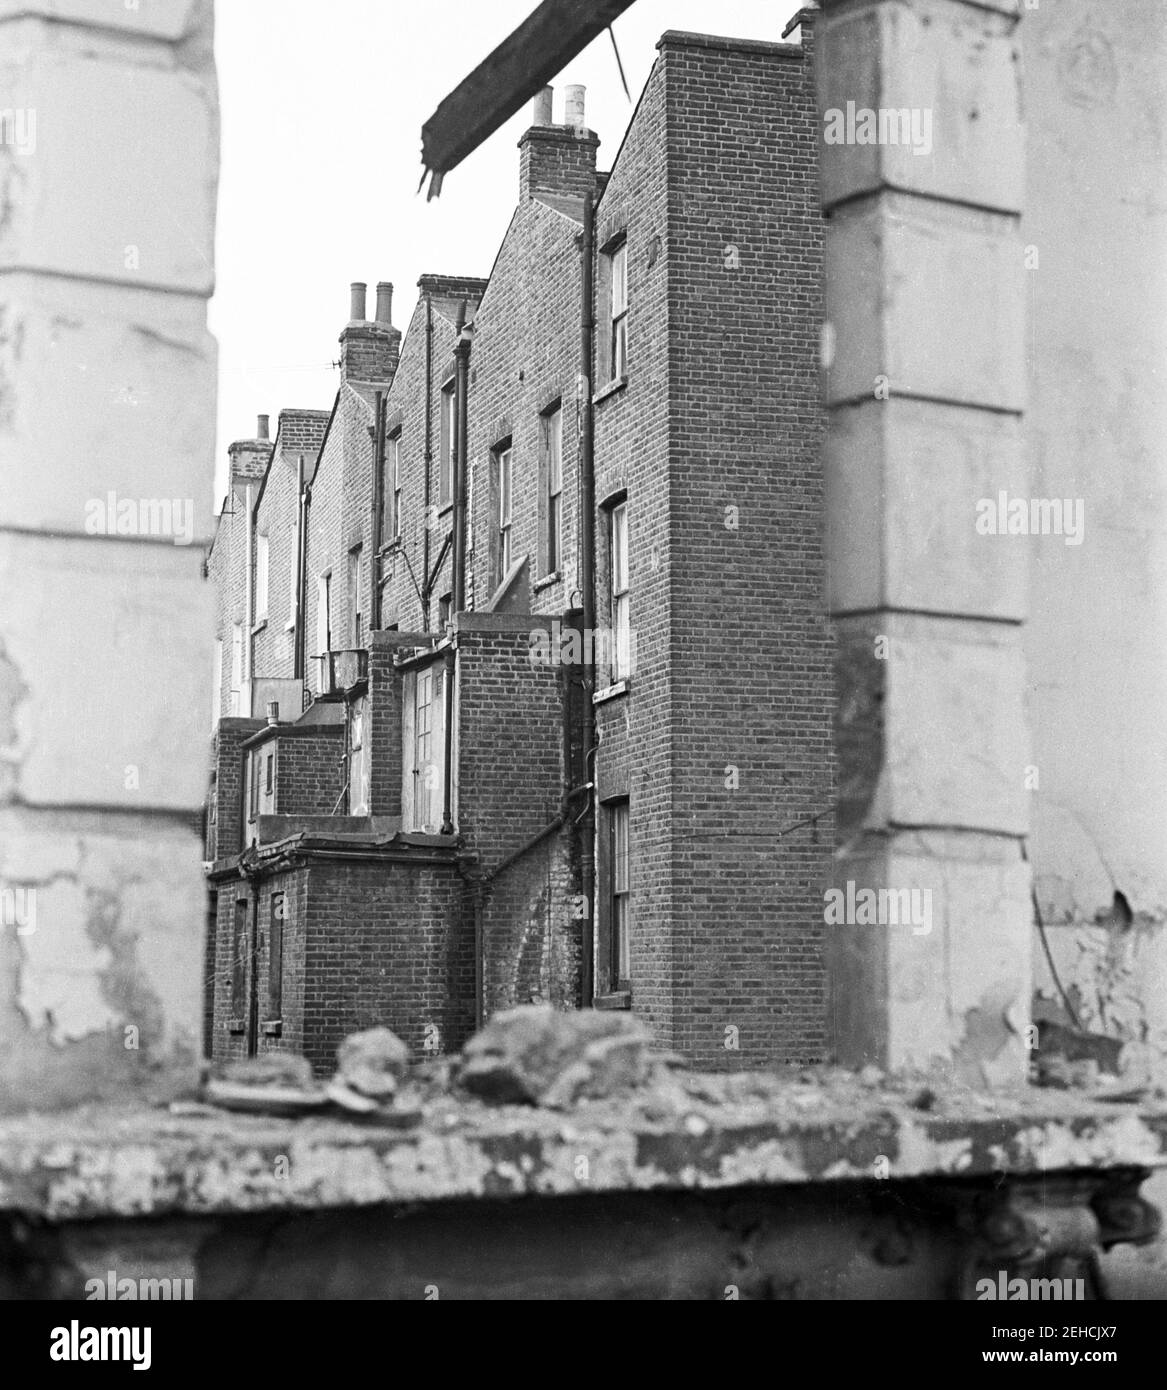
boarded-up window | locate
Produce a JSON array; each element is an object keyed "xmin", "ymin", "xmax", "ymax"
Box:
[
  {"xmin": 268, "ymin": 892, "xmax": 285, "ymax": 1018},
  {"xmin": 231, "ymin": 898, "xmax": 248, "ymax": 1017}
]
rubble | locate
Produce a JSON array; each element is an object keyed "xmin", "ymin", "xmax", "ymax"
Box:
[
  {"xmin": 334, "ymin": 1028, "xmax": 410, "ymax": 1099},
  {"xmin": 457, "ymin": 1004, "xmax": 654, "ymax": 1107}
]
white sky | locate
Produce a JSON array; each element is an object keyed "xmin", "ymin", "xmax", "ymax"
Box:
[{"xmin": 210, "ymin": 0, "xmax": 802, "ymax": 501}]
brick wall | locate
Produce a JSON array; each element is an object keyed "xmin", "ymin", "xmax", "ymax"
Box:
[
  {"xmin": 301, "ymin": 858, "xmax": 473, "ymax": 1072},
  {"xmin": 251, "ymin": 410, "xmax": 329, "ymax": 687},
  {"xmin": 587, "ymin": 31, "xmax": 833, "ymax": 1066}
]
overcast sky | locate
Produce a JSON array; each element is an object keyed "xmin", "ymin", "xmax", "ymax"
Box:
[{"xmin": 210, "ymin": 0, "xmax": 803, "ymax": 502}]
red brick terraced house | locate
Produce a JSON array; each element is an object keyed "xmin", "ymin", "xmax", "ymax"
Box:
[{"xmin": 204, "ymin": 21, "xmax": 834, "ymax": 1075}]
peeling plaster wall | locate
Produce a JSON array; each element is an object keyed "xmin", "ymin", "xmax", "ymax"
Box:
[
  {"xmin": 1023, "ymin": 2, "xmax": 1167, "ymax": 1060},
  {"xmin": 0, "ymin": 0, "xmax": 217, "ymax": 1113}
]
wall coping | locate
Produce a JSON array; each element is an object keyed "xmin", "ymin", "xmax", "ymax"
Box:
[
  {"xmin": 1, "ymin": 1084, "xmax": 1164, "ymax": 1222},
  {"xmin": 656, "ymin": 29, "xmax": 805, "ymax": 58}
]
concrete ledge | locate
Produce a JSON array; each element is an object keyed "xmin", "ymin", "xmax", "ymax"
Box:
[{"xmin": 1, "ymin": 1083, "xmax": 1164, "ymax": 1222}]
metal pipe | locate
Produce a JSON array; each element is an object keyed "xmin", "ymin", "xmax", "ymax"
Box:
[
  {"xmin": 439, "ymin": 313, "xmax": 472, "ymax": 838},
  {"xmin": 244, "ymin": 484, "xmax": 255, "ymax": 695},
  {"xmin": 293, "ymin": 453, "xmax": 305, "ymax": 680},
  {"xmin": 371, "ymin": 390, "xmax": 386, "ymax": 630},
  {"xmin": 423, "ymin": 299, "xmax": 433, "ymax": 630},
  {"xmin": 296, "ymin": 463, "xmax": 310, "ymax": 684},
  {"xmin": 578, "ymin": 189, "xmax": 597, "ymax": 1007},
  {"xmin": 452, "ymin": 313, "xmax": 472, "ymax": 614}
]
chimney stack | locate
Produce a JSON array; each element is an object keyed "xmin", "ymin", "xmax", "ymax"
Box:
[
  {"xmin": 339, "ymin": 278, "xmax": 401, "ymax": 386},
  {"xmin": 256, "ymin": 414, "xmax": 269, "ymax": 441},
  {"xmin": 564, "ymin": 84, "xmax": 586, "ymax": 131},
  {"xmin": 375, "ymin": 281, "xmax": 394, "ymax": 326},
  {"xmin": 519, "ymin": 83, "xmax": 599, "ymax": 203},
  {"xmin": 532, "ymin": 85, "xmax": 553, "ymax": 125}
]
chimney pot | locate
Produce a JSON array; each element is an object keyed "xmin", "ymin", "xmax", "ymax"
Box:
[
  {"xmin": 349, "ymin": 282, "xmax": 368, "ymax": 322},
  {"xmin": 267, "ymin": 701, "xmax": 279, "ymax": 726},
  {"xmin": 565, "ymin": 84, "xmax": 586, "ymax": 130},
  {"xmin": 533, "ymin": 86, "xmax": 553, "ymax": 125},
  {"xmin": 375, "ymin": 282, "xmax": 394, "ymax": 325},
  {"xmin": 256, "ymin": 414, "xmax": 269, "ymax": 440}
]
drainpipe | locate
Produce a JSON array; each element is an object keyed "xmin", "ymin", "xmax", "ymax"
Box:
[
  {"xmin": 244, "ymin": 483, "xmax": 255, "ymax": 700},
  {"xmin": 292, "ymin": 453, "xmax": 305, "ymax": 681},
  {"xmin": 371, "ymin": 390, "xmax": 385, "ymax": 630},
  {"xmin": 296, "ymin": 464, "xmax": 311, "ymax": 685},
  {"xmin": 440, "ymin": 316, "xmax": 472, "ymax": 837},
  {"xmin": 423, "ymin": 299, "xmax": 433, "ymax": 629},
  {"xmin": 452, "ymin": 311, "xmax": 472, "ymax": 614},
  {"xmin": 579, "ymin": 189, "xmax": 597, "ymax": 1007}
]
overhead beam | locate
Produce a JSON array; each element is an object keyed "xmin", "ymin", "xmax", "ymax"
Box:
[{"xmin": 420, "ymin": 0, "xmax": 636, "ymax": 196}]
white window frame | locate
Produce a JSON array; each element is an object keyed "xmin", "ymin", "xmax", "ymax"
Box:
[
  {"xmin": 610, "ymin": 501, "xmax": 631, "ymax": 681},
  {"xmin": 546, "ymin": 408, "xmax": 563, "ymax": 574},
  {"xmin": 255, "ymin": 532, "xmax": 270, "ymax": 621},
  {"xmin": 230, "ymin": 623, "xmax": 243, "ymax": 716},
  {"xmin": 212, "ymin": 639, "xmax": 223, "ymax": 731},
  {"xmin": 440, "ymin": 382, "xmax": 455, "ymax": 508},
  {"xmin": 497, "ymin": 445, "xmax": 513, "ymax": 580},
  {"xmin": 609, "ymin": 240, "xmax": 628, "ymax": 380}
]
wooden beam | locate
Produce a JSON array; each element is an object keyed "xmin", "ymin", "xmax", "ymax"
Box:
[{"xmin": 420, "ymin": 0, "xmax": 638, "ymax": 196}]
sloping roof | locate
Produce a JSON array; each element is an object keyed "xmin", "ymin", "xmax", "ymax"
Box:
[{"xmin": 534, "ymin": 190, "xmax": 587, "ymax": 223}]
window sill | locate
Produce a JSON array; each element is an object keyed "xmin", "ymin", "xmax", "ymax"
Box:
[
  {"xmin": 226, "ymin": 1017, "xmax": 246, "ymax": 1035},
  {"xmin": 283, "ymin": 618, "xmax": 296, "ymax": 633},
  {"xmin": 251, "ymin": 618, "xmax": 268, "ymax": 636},
  {"xmin": 593, "ymin": 679, "xmax": 630, "ymax": 706},
  {"xmin": 533, "ymin": 570, "xmax": 562, "ymax": 593},
  {"xmin": 593, "ymin": 376, "xmax": 627, "ymax": 406},
  {"xmin": 594, "ymin": 991, "xmax": 632, "ymax": 1011},
  {"xmin": 260, "ymin": 1020, "xmax": 283, "ymax": 1037}
]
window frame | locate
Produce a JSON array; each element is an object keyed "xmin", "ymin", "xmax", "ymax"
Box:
[
  {"xmin": 383, "ymin": 429, "xmax": 402, "ymax": 543},
  {"xmin": 541, "ymin": 405, "xmax": 563, "ymax": 577},
  {"xmin": 347, "ymin": 544, "xmax": 362, "ymax": 650},
  {"xmin": 492, "ymin": 440, "xmax": 513, "ymax": 590},
  {"xmin": 267, "ymin": 892, "xmax": 284, "ymax": 1020},
  {"xmin": 609, "ymin": 239, "xmax": 628, "ymax": 381},
  {"xmin": 255, "ymin": 532, "xmax": 270, "ymax": 621},
  {"xmin": 439, "ymin": 380, "xmax": 456, "ymax": 509},
  {"xmin": 230, "ymin": 623, "xmax": 243, "ymax": 716},
  {"xmin": 608, "ymin": 500, "xmax": 632, "ymax": 682}
]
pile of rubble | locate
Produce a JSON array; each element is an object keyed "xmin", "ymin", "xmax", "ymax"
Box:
[{"xmin": 194, "ymin": 1004, "xmax": 1167, "ymax": 1132}]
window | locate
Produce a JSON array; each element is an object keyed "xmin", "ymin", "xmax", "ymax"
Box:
[
  {"xmin": 264, "ymin": 751, "xmax": 274, "ymax": 796},
  {"xmin": 248, "ymin": 750, "xmax": 260, "ymax": 820},
  {"xmin": 609, "ymin": 799, "xmax": 631, "ymax": 987},
  {"xmin": 438, "ymin": 593, "xmax": 452, "ymax": 629},
  {"xmin": 288, "ymin": 519, "xmax": 299, "ymax": 622},
  {"xmin": 440, "ymin": 381, "xmax": 455, "ymax": 507},
  {"xmin": 609, "ymin": 239, "xmax": 628, "ymax": 380},
  {"xmin": 496, "ymin": 445, "xmax": 513, "ymax": 584},
  {"xmin": 268, "ymin": 893, "xmax": 284, "ymax": 1019},
  {"xmin": 255, "ymin": 533, "xmax": 269, "ymax": 620},
  {"xmin": 609, "ymin": 501, "xmax": 632, "ymax": 681},
  {"xmin": 347, "ymin": 545, "xmax": 362, "ymax": 649},
  {"xmin": 542, "ymin": 407, "xmax": 563, "ymax": 575},
  {"xmin": 414, "ymin": 665, "xmax": 439, "ymax": 831},
  {"xmin": 348, "ymin": 695, "xmax": 370, "ymax": 816},
  {"xmin": 212, "ymin": 639, "xmax": 223, "ymax": 731},
  {"xmin": 383, "ymin": 431, "xmax": 402, "ymax": 542},
  {"xmin": 316, "ymin": 572, "xmax": 330, "ymax": 675},
  {"xmin": 230, "ymin": 624, "xmax": 243, "ymax": 716},
  {"xmin": 231, "ymin": 898, "xmax": 248, "ymax": 1018}
]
